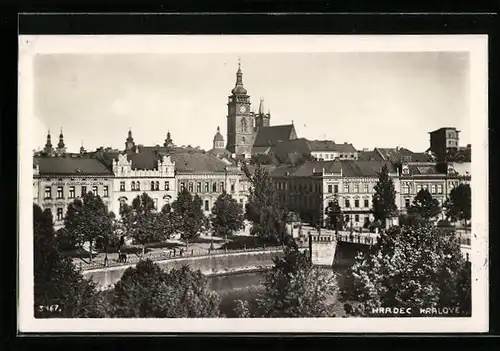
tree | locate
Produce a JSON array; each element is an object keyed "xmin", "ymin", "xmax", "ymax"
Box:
[
  {"xmin": 63, "ymin": 192, "xmax": 114, "ymax": 262},
  {"xmin": 235, "ymin": 240, "xmax": 336, "ymax": 317},
  {"xmin": 340, "ymin": 223, "xmax": 471, "ymax": 317},
  {"xmin": 211, "ymin": 191, "xmax": 244, "ymax": 241},
  {"xmin": 325, "ymin": 197, "xmax": 344, "ymax": 233},
  {"xmin": 408, "ymin": 189, "xmax": 441, "ymax": 220},
  {"xmin": 34, "ymin": 204, "xmax": 108, "ymax": 318},
  {"xmin": 445, "ymin": 184, "xmax": 471, "ymax": 226},
  {"xmin": 245, "ymin": 165, "xmax": 287, "ymax": 243},
  {"xmin": 372, "ymin": 164, "xmax": 397, "ymax": 224},
  {"xmin": 111, "ymin": 259, "xmax": 220, "ymax": 317},
  {"xmin": 171, "ymin": 188, "xmax": 206, "ymax": 248}
]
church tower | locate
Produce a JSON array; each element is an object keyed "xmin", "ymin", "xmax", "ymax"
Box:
[
  {"xmin": 226, "ymin": 61, "xmax": 254, "ymax": 157},
  {"xmin": 125, "ymin": 128, "xmax": 135, "ymax": 152},
  {"xmin": 255, "ymin": 97, "xmax": 271, "ymax": 128},
  {"xmin": 164, "ymin": 131, "xmax": 174, "ymax": 148}
]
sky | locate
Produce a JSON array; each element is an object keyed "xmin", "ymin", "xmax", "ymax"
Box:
[{"xmin": 33, "ymin": 51, "xmax": 470, "ymax": 153}]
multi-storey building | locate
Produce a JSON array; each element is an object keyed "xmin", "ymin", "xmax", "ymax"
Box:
[
  {"xmin": 271, "ymin": 158, "xmax": 471, "ymax": 229},
  {"xmin": 271, "ymin": 160, "xmax": 400, "ymax": 228},
  {"xmin": 33, "ymin": 155, "xmax": 115, "ymax": 230},
  {"xmin": 33, "ymin": 131, "xmax": 115, "ymax": 229},
  {"xmin": 33, "ymin": 129, "xmax": 250, "ymax": 229}
]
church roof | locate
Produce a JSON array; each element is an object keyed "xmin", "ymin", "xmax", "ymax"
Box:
[
  {"xmin": 34, "ymin": 156, "xmax": 113, "ymax": 176},
  {"xmin": 253, "ymin": 124, "xmax": 296, "ymax": 147}
]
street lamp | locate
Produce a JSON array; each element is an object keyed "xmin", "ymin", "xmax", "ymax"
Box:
[{"xmin": 209, "ymin": 213, "xmax": 216, "ymax": 252}]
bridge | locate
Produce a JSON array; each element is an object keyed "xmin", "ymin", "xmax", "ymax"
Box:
[{"xmin": 309, "ymin": 230, "xmax": 471, "ymax": 267}]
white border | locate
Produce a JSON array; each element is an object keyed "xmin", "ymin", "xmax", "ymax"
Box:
[{"xmin": 18, "ymin": 35, "xmax": 489, "ymax": 333}]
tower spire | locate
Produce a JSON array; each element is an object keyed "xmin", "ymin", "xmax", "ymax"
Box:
[
  {"xmin": 164, "ymin": 130, "xmax": 174, "ymax": 148},
  {"xmin": 45, "ymin": 129, "xmax": 52, "ymax": 148},
  {"xmin": 231, "ymin": 59, "xmax": 247, "ymax": 95},
  {"xmin": 258, "ymin": 97, "xmax": 265, "ymax": 115},
  {"xmin": 126, "ymin": 128, "xmax": 135, "ymax": 151},
  {"xmin": 58, "ymin": 128, "xmax": 65, "ymax": 148}
]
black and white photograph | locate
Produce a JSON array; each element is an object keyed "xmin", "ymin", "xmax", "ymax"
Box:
[{"xmin": 18, "ymin": 35, "xmax": 488, "ymax": 333}]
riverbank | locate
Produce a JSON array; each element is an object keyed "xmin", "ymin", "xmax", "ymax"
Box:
[{"xmin": 82, "ymin": 248, "xmax": 291, "ymax": 290}]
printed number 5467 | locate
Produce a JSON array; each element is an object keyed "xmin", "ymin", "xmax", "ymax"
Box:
[{"xmin": 38, "ymin": 304, "xmax": 61, "ymax": 312}]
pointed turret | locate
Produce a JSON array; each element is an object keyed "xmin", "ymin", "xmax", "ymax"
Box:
[
  {"xmin": 43, "ymin": 129, "xmax": 54, "ymax": 155},
  {"xmin": 164, "ymin": 130, "xmax": 174, "ymax": 148},
  {"xmin": 125, "ymin": 128, "xmax": 135, "ymax": 151},
  {"xmin": 57, "ymin": 128, "xmax": 65, "ymax": 148},
  {"xmin": 56, "ymin": 128, "xmax": 66, "ymax": 155},
  {"xmin": 255, "ymin": 98, "xmax": 271, "ymax": 128},
  {"xmin": 231, "ymin": 60, "xmax": 248, "ymax": 95},
  {"xmin": 258, "ymin": 98, "xmax": 265, "ymax": 115}
]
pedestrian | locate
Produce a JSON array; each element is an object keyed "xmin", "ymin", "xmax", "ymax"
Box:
[{"xmin": 104, "ymin": 256, "xmax": 108, "ymax": 267}]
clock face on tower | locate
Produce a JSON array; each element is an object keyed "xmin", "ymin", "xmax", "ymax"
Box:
[{"xmin": 239, "ymin": 105, "xmax": 247, "ymax": 113}]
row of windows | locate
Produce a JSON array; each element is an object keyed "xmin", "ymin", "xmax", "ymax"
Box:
[
  {"xmin": 343, "ymin": 199, "xmax": 370, "ymax": 209},
  {"xmin": 327, "ymin": 184, "xmax": 371, "ymax": 194},
  {"xmin": 344, "ymin": 214, "xmax": 370, "ymax": 223},
  {"xmin": 179, "ymin": 181, "xmax": 235, "ymax": 194},
  {"xmin": 276, "ymin": 182, "xmax": 321, "ymax": 193},
  {"xmin": 401, "ymin": 183, "xmax": 445, "ymax": 195},
  {"xmin": 120, "ymin": 181, "xmax": 170, "ymax": 192},
  {"xmin": 44, "ymin": 185, "xmax": 108, "ymax": 199}
]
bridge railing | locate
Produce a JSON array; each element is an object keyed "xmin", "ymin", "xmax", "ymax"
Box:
[
  {"xmin": 311, "ymin": 232, "xmax": 380, "ymax": 246},
  {"xmin": 79, "ymin": 246, "xmax": 285, "ymax": 271}
]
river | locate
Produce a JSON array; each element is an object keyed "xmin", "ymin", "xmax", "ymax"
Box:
[{"xmin": 209, "ymin": 267, "xmax": 348, "ymax": 317}]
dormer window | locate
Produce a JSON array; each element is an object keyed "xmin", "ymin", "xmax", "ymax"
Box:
[{"xmin": 402, "ymin": 166, "xmax": 409, "ymax": 175}]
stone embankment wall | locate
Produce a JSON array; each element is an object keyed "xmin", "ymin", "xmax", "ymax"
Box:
[{"xmin": 82, "ymin": 249, "xmax": 286, "ymax": 290}]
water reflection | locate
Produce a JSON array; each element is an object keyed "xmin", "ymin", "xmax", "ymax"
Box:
[{"xmin": 209, "ymin": 267, "xmax": 348, "ymax": 318}]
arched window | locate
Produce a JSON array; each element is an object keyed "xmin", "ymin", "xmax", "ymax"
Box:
[
  {"xmin": 155, "ymin": 181, "xmax": 159, "ymax": 191},
  {"xmin": 131, "ymin": 181, "xmax": 136, "ymax": 191},
  {"xmin": 136, "ymin": 181, "xmax": 140, "ymax": 191},
  {"xmin": 151, "ymin": 181, "xmax": 155, "ymax": 191}
]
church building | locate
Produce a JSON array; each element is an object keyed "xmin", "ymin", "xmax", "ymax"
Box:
[{"xmin": 224, "ymin": 62, "xmax": 298, "ymax": 158}]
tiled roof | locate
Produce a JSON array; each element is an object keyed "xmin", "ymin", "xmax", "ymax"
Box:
[
  {"xmin": 97, "ymin": 145, "xmax": 238, "ymax": 174},
  {"xmin": 171, "ymin": 152, "xmax": 233, "ymax": 173},
  {"xmin": 309, "ymin": 140, "xmax": 357, "ymax": 153},
  {"xmin": 206, "ymin": 148, "xmax": 233, "ymax": 158},
  {"xmin": 253, "ymin": 124, "xmax": 296, "ymax": 147},
  {"xmin": 375, "ymin": 147, "xmax": 432, "ymax": 163},
  {"xmin": 357, "ymin": 150, "xmax": 384, "ymax": 161},
  {"xmin": 244, "ymin": 164, "xmax": 277, "ymax": 179},
  {"xmin": 407, "ymin": 164, "xmax": 442, "ymax": 175},
  {"xmin": 34, "ymin": 156, "xmax": 113, "ymax": 176},
  {"xmin": 269, "ymin": 138, "xmax": 310, "ymax": 162},
  {"xmin": 271, "ymin": 160, "xmax": 397, "ymax": 178},
  {"xmin": 251, "ymin": 146, "xmax": 272, "ymax": 155}
]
